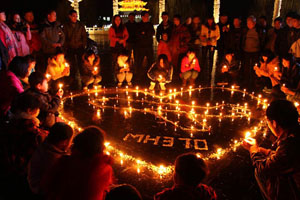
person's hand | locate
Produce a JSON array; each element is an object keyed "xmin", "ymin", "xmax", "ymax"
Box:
[
  {"xmin": 26, "ymin": 23, "xmax": 30, "ymax": 29},
  {"xmin": 281, "ymin": 86, "xmax": 295, "ymax": 95},
  {"xmin": 221, "ymin": 66, "xmax": 228, "ymax": 73},
  {"xmin": 242, "ymin": 138, "xmax": 257, "ymax": 151},
  {"xmin": 63, "ymin": 67, "xmax": 69, "ymax": 76},
  {"xmin": 253, "ymin": 65, "xmax": 259, "ymax": 71},
  {"xmin": 92, "ymin": 70, "xmax": 98, "ymax": 75},
  {"xmin": 56, "ymin": 89, "xmax": 64, "ymax": 98},
  {"xmin": 119, "ymin": 39, "xmax": 124, "ymax": 44},
  {"xmin": 274, "ymin": 71, "xmax": 282, "ymax": 80}
]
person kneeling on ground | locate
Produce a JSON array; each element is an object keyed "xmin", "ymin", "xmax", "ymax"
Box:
[
  {"xmin": 81, "ymin": 50, "xmax": 102, "ymax": 90},
  {"xmin": 23, "ymin": 72, "xmax": 63, "ymax": 128},
  {"xmin": 155, "ymin": 153, "xmax": 217, "ymax": 200},
  {"xmin": 242, "ymin": 100, "xmax": 300, "ymax": 200},
  {"xmin": 180, "ymin": 48, "xmax": 200, "ymax": 87},
  {"xmin": 218, "ymin": 50, "xmax": 239, "ymax": 86},
  {"xmin": 28, "ymin": 122, "xmax": 74, "ymax": 196},
  {"xmin": 46, "ymin": 49, "xmax": 70, "ymax": 90},
  {"xmin": 42, "ymin": 126, "xmax": 113, "ymax": 200},
  {"xmin": 148, "ymin": 54, "xmax": 173, "ymax": 91},
  {"xmin": 116, "ymin": 50, "xmax": 133, "ymax": 87}
]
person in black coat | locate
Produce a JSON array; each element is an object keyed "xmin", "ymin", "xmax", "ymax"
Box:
[{"xmin": 0, "ymin": 39, "xmax": 9, "ymax": 70}]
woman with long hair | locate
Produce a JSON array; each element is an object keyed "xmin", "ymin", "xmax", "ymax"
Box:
[
  {"xmin": 200, "ymin": 16, "xmax": 220, "ymax": 85},
  {"xmin": 148, "ymin": 54, "xmax": 173, "ymax": 91},
  {"xmin": 109, "ymin": 15, "xmax": 129, "ymax": 81}
]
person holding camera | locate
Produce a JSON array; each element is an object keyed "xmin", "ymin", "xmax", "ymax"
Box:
[{"xmin": 10, "ymin": 13, "xmax": 31, "ymax": 57}]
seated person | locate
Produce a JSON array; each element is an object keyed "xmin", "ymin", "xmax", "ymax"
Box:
[
  {"xmin": 28, "ymin": 122, "xmax": 74, "ymax": 195},
  {"xmin": 155, "ymin": 153, "xmax": 217, "ymax": 200},
  {"xmin": 23, "ymin": 72, "xmax": 63, "ymax": 128},
  {"xmin": 253, "ymin": 50, "xmax": 279, "ymax": 90},
  {"xmin": 180, "ymin": 48, "xmax": 200, "ymax": 87},
  {"xmin": 148, "ymin": 54, "xmax": 173, "ymax": 91},
  {"xmin": 242, "ymin": 100, "xmax": 300, "ymax": 200},
  {"xmin": 20, "ymin": 55, "xmax": 36, "ymax": 90},
  {"xmin": 218, "ymin": 50, "xmax": 239, "ymax": 85},
  {"xmin": 81, "ymin": 50, "xmax": 102, "ymax": 90},
  {"xmin": 42, "ymin": 126, "xmax": 113, "ymax": 200},
  {"xmin": 9, "ymin": 93, "xmax": 48, "ymax": 175},
  {"xmin": 115, "ymin": 51, "xmax": 133, "ymax": 87},
  {"xmin": 266, "ymin": 54, "xmax": 300, "ymax": 99},
  {"xmin": 46, "ymin": 49, "xmax": 70, "ymax": 89}
]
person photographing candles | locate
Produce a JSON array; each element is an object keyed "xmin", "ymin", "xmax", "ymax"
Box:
[
  {"xmin": 242, "ymin": 100, "xmax": 300, "ymax": 200},
  {"xmin": 180, "ymin": 48, "xmax": 200, "ymax": 87},
  {"xmin": 148, "ymin": 54, "xmax": 173, "ymax": 91}
]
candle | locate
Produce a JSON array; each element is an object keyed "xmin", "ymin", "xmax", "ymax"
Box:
[
  {"xmin": 65, "ymin": 62, "xmax": 69, "ymax": 68},
  {"xmin": 274, "ymin": 67, "xmax": 278, "ymax": 71},
  {"xmin": 94, "ymin": 67, "xmax": 98, "ymax": 72},
  {"xmin": 46, "ymin": 73, "xmax": 51, "ymax": 79},
  {"xmin": 58, "ymin": 83, "xmax": 63, "ymax": 90},
  {"xmin": 295, "ymin": 102, "xmax": 299, "ymax": 107}
]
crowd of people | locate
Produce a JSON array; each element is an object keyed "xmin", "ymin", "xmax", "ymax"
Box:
[{"xmin": 0, "ymin": 6, "xmax": 300, "ymax": 200}]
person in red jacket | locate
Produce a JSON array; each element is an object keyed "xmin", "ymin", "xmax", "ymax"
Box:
[
  {"xmin": 43, "ymin": 126, "xmax": 113, "ymax": 200},
  {"xmin": 180, "ymin": 48, "xmax": 200, "ymax": 87},
  {"xmin": 157, "ymin": 32, "xmax": 171, "ymax": 62}
]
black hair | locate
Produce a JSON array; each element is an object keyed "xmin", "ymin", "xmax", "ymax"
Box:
[
  {"xmin": 47, "ymin": 122, "xmax": 73, "ymax": 145},
  {"xmin": 28, "ymin": 71, "xmax": 46, "ymax": 88},
  {"xmin": 173, "ymin": 14, "xmax": 181, "ymax": 21},
  {"xmin": 224, "ymin": 49, "xmax": 235, "ymax": 55},
  {"xmin": 175, "ymin": 153, "xmax": 208, "ymax": 186},
  {"xmin": 105, "ymin": 184, "xmax": 142, "ymax": 200},
  {"xmin": 9, "ymin": 56, "xmax": 30, "ymax": 79},
  {"xmin": 266, "ymin": 100, "xmax": 299, "ymax": 130},
  {"xmin": 69, "ymin": 9, "xmax": 77, "ymax": 15},
  {"xmin": 141, "ymin": 11, "xmax": 148, "ymax": 17},
  {"xmin": 259, "ymin": 16, "xmax": 267, "ymax": 20},
  {"xmin": 205, "ymin": 16, "xmax": 216, "ymax": 30},
  {"xmin": 12, "ymin": 93, "xmax": 41, "ymax": 113},
  {"xmin": 260, "ymin": 50, "xmax": 275, "ymax": 63},
  {"xmin": 85, "ymin": 49, "xmax": 96, "ymax": 58},
  {"xmin": 157, "ymin": 54, "xmax": 170, "ymax": 70},
  {"xmin": 118, "ymin": 49, "xmax": 129, "ymax": 58},
  {"xmin": 112, "ymin": 15, "xmax": 125, "ymax": 31},
  {"xmin": 282, "ymin": 53, "xmax": 295, "ymax": 67},
  {"xmin": 286, "ymin": 11, "xmax": 297, "ymax": 19},
  {"xmin": 187, "ymin": 48, "xmax": 196, "ymax": 54},
  {"xmin": 46, "ymin": 9, "xmax": 56, "ymax": 16},
  {"xmin": 274, "ymin": 17, "xmax": 283, "ymax": 23},
  {"xmin": 162, "ymin": 11, "xmax": 168, "ymax": 16},
  {"xmin": 24, "ymin": 54, "xmax": 36, "ymax": 63},
  {"xmin": 294, "ymin": 14, "xmax": 300, "ymax": 21},
  {"xmin": 72, "ymin": 126, "xmax": 105, "ymax": 157}
]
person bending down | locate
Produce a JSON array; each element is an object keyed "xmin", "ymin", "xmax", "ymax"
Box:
[
  {"xmin": 148, "ymin": 54, "xmax": 173, "ymax": 91},
  {"xmin": 180, "ymin": 48, "xmax": 200, "ymax": 87},
  {"xmin": 81, "ymin": 50, "xmax": 102, "ymax": 90},
  {"xmin": 116, "ymin": 51, "xmax": 133, "ymax": 87}
]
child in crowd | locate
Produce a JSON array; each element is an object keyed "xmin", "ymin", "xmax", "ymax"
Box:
[
  {"xmin": 28, "ymin": 122, "xmax": 74, "ymax": 195},
  {"xmin": 23, "ymin": 72, "xmax": 62, "ymax": 128},
  {"xmin": 81, "ymin": 50, "xmax": 102, "ymax": 90},
  {"xmin": 148, "ymin": 54, "xmax": 173, "ymax": 91},
  {"xmin": 218, "ymin": 50, "xmax": 239, "ymax": 85},
  {"xmin": 180, "ymin": 48, "xmax": 200, "ymax": 87},
  {"xmin": 116, "ymin": 51, "xmax": 133, "ymax": 87},
  {"xmin": 9, "ymin": 93, "xmax": 48, "ymax": 175},
  {"xmin": 155, "ymin": 153, "xmax": 217, "ymax": 200},
  {"xmin": 20, "ymin": 55, "xmax": 36, "ymax": 89},
  {"xmin": 157, "ymin": 32, "xmax": 171, "ymax": 62},
  {"xmin": 46, "ymin": 49, "xmax": 70, "ymax": 83}
]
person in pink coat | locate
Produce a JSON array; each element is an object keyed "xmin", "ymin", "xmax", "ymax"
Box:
[
  {"xmin": 0, "ymin": 56, "xmax": 30, "ymax": 119},
  {"xmin": 180, "ymin": 48, "xmax": 200, "ymax": 87}
]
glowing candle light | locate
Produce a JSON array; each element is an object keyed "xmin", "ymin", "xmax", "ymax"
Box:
[
  {"xmin": 58, "ymin": 83, "xmax": 63, "ymax": 90},
  {"xmin": 274, "ymin": 66, "xmax": 278, "ymax": 71},
  {"xmin": 46, "ymin": 73, "xmax": 51, "ymax": 79},
  {"xmin": 94, "ymin": 67, "xmax": 98, "ymax": 72},
  {"xmin": 65, "ymin": 62, "xmax": 69, "ymax": 68},
  {"xmin": 192, "ymin": 101, "xmax": 195, "ymax": 106}
]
